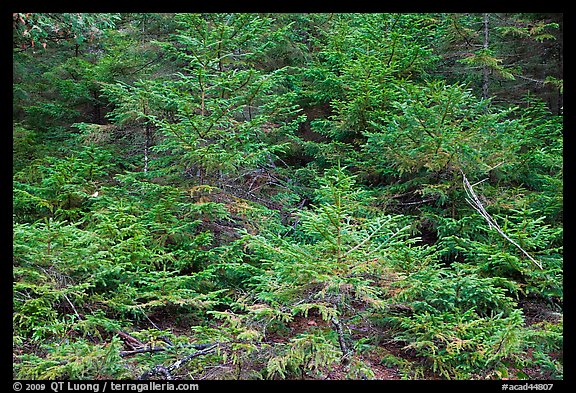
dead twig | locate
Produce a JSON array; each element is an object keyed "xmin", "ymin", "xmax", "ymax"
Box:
[
  {"xmin": 117, "ymin": 330, "xmax": 146, "ymax": 351},
  {"xmin": 120, "ymin": 347, "xmax": 167, "ymax": 357},
  {"xmin": 138, "ymin": 344, "xmax": 219, "ymax": 380},
  {"xmin": 331, "ymin": 316, "xmax": 353, "ymax": 366},
  {"xmin": 120, "ymin": 340, "xmax": 217, "ymax": 358},
  {"xmin": 461, "ymin": 171, "xmax": 543, "ymax": 270},
  {"xmin": 139, "ymin": 365, "xmax": 173, "ymax": 380}
]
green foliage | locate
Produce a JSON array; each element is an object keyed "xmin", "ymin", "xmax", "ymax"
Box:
[
  {"xmin": 434, "ymin": 13, "xmax": 562, "ymax": 107},
  {"xmin": 13, "ymin": 13, "xmax": 121, "ymax": 50},
  {"xmin": 247, "ymin": 167, "xmax": 410, "ymax": 307},
  {"xmin": 13, "ymin": 124, "xmax": 44, "ymax": 174},
  {"xmin": 395, "ymin": 265, "xmax": 518, "ymax": 317},
  {"xmin": 435, "ymin": 201, "xmax": 563, "ymax": 301},
  {"xmin": 519, "ymin": 320, "xmax": 563, "ymax": 379},
  {"xmin": 363, "ymin": 81, "xmax": 519, "ymax": 178},
  {"xmin": 315, "ymin": 14, "xmax": 438, "ymax": 131},
  {"xmin": 13, "ymin": 13, "xmax": 562, "ymax": 381},
  {"xmin": 508, "ymin": 97, "xmax": 563, "ymax": 221},
  {"xmin": 15, "ymin": 338, "xmax": 128, "ymax": 379},
  {"xmin": 286, "ymin": 14, "xmax": 440, "ymax": 168},
  {"xmin": 102, "ymin": 13, "xmax": 303, "ymax": 180},
  {"xmin": 266, "ymin": 332, "xmax": 341, "ymax": 379},
  {"xmin": 389, "ymin": 308, "xmax": 525, "ymax": 379},
  {"xmin": 13, "ymin": 160, "xmax": 235, "ymax": 340},
  {"xmin": 13, "ymin": 144, "xmax": 116, "ymax": 222},
  {"xmin": 458, "ymin": 49, "xmax": 516, "ymax": 81}
]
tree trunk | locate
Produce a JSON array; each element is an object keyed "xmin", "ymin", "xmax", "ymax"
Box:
[
  {"xmin": 482, "ymin": 13, "xmax": 490, "ymax": 99},
  {"xmin": 144, "ymin": 124, "xmax": 151, "ymax": 173}
]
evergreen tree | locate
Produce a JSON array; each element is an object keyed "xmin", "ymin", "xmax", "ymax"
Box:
[{"xmin": 13, "ymin": 12, "xmax": 563, "ymax": 381}]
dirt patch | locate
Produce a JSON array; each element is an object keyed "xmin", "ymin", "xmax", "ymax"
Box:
[
  {"xmin": 518, "ymin": 296, "xmax": 562, "ymax": 326},
  {"xmin": 360, "ymin": 349, "xmax": 402, "ymax": 380}
]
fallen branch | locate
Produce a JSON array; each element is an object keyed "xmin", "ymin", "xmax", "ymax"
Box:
[
  {"xmin": 395, "ymin": 197, "xmax": 437, "ymax": 206},
  {"xmin": 139, "ymin": 365, "xmax": 173, "ymax": 380},
  {"xmin": 120, "ymin": 341, "xmax": 217, "ymax": 358},
  {"xmin": 120, "ymin": 347, "xmax": 166, "ymax": 357},
  {"xmin": 138, "ymin": 344, "xmax": 219, "ymax": 380},
  {"xmin": 331, "ymin": 316, "xmax": 353, "ymax": 366},
  {"xmin": 461, "ymin": 171, "xmax": 543, "ymax": 270},
  {"xmin": 117, "ymin": 330, "xmax": 146, "ymax": 351},
  {"xmin": 62, "ymin": 294, "xmax": 83, "ymax": 321},
  {"xmin": 167, "ymin": 344, "xmax": 218, "ymax": 373}
]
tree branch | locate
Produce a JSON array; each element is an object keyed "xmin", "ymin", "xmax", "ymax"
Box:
[
  {"xmin": 138, "ymin": 344, "xmax": 219, "ymax": 380},
  {"xmin": 331, "ymin": 316, "xmax": 353, "ymax": 366},
  {"xmin": 461, "ymin": 170, "xmax": 543, "ymax": 270}
]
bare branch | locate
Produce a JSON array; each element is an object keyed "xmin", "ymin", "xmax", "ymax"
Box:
[
  {"xmin": 62, "ymin": 294, "xmax": 83, "ymax": 321},
  {"xmin": 137, "ymin": 343, "xmax": 219, "ymax": 380},
  {"xmin": 120, "ymin": 347, "xmax": 167, "ymax": 357},
  {"xmin": 461, "ymin": 171, "xmax": 543, "ymax": 270},
  {"xmin": 331, "ymin": 316, "xmax": 352, "ymax": 366}
]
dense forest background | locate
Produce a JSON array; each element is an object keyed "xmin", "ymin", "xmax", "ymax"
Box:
[{"xmin": 13, "ymin": 13, "xmax": 563, "ymax": 380}]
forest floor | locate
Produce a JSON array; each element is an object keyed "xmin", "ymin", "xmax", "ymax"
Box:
[{"xmin": 135, "ymin": 295, "xmax": 562, "ymax": 380}]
